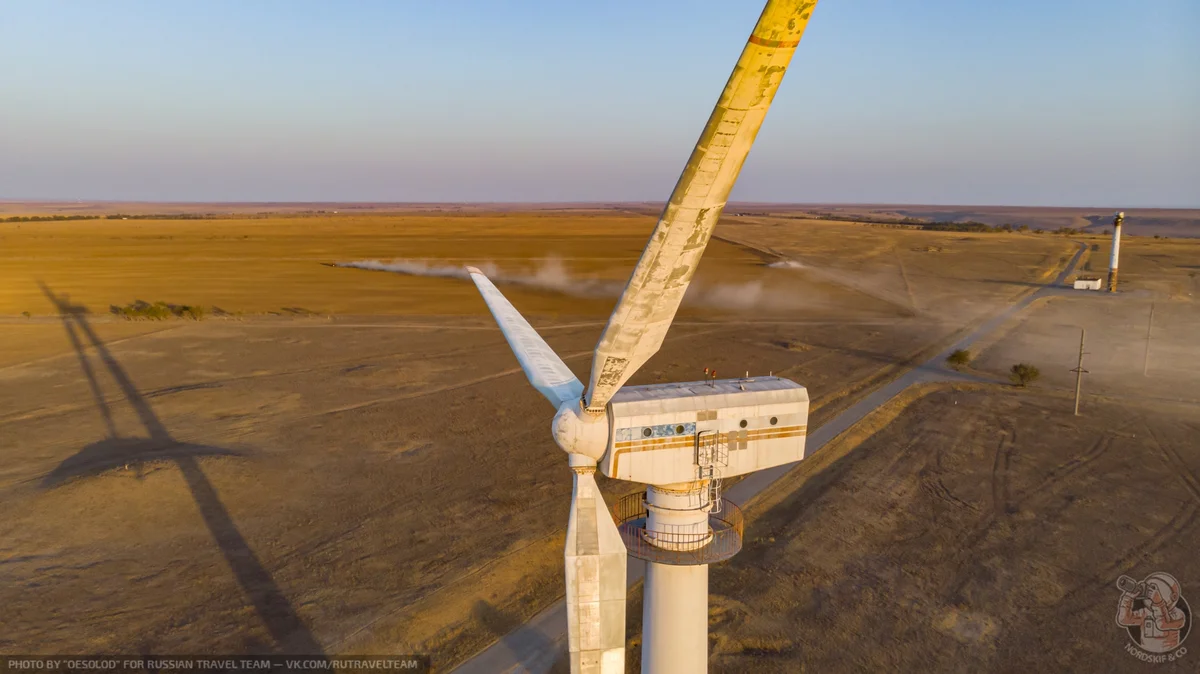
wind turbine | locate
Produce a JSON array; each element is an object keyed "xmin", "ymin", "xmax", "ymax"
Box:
[{"xmin": 467, "ymin": 1, "xmax": 819, "ymax": 672}]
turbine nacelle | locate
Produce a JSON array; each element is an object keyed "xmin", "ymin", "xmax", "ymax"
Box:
[{"xmin": 600, "ymin": 378, "xmax": 808, "ymax": 485}]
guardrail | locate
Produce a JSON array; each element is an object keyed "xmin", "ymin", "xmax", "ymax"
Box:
[{"xmin": 612, "ymin": 491, "xmax": 743, "ymax": 566}]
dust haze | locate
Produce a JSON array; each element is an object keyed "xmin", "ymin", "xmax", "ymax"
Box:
[{"xmin": 336, "ymin": 257, "xmax": 835, "ymax": 313}]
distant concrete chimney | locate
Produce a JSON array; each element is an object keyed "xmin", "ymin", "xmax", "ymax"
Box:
[{"xmin": 1107, "ymin": 211, "xmax": 1124, "ymax": 292}]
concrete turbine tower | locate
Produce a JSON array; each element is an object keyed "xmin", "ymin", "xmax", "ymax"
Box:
[
  {"xmin": 467, "ymin": 1, "xmax": 820, "ymax": 672},
  {"xmin": 1108, "ymin": 211, "xmax": 1125, "ymax": 292}
]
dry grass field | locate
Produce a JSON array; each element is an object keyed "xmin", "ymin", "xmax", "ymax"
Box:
[
  {"xmin": 1, "ymin": 208, "xmax": 1196, "ymax": 671},
  {"xmin": 720, "ymin": 216, "xmax": 1080, "ymax": 324},
  {"xmin": 1, "ymin": 212, "xmax": 725, "ymax": 318},
  {"xmin": 1091, "ymin": 236, "xmax": 1200, "ymax": 299},
  {"xmin": 731, "ymin": 204, "xmax": 1200, "ymax": 239},
  {"xmin": 970, "ymin": 295, "xmax": 1200, "ymax": 406},
  {"xmin": 696, "ymin": 386, "xmax": 1200, "ymax": 673}
]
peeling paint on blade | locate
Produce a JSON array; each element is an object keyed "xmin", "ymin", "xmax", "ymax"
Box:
[{"xmin": 583, "ymin": 0, "xmax": 818, "ymax": 413}]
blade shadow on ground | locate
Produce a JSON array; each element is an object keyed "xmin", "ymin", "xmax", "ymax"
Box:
[
  {"xmin": 37, "ymin": 281, "xmax": 324, "ymax": 656},
  {"xmin": 40, "ymin": 437, "xmax": 239, "ymax": 487}
]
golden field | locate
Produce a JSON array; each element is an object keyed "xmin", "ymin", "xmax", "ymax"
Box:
[
  {"xmin": 2, "ymin": 208, "xmax": 1197, "ymax": 671},
  {"xmin": 0, "ymin": 210, "xmax": 1118, "ymax": 319},
  {"xmin": 1, "ymin": 212, "xmax": 709, "ymax": 317}
]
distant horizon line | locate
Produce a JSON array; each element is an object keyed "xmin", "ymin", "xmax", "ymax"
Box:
[{"xmin": 2, "ymin": 199, "xmax": 1196, "ymax": 211}]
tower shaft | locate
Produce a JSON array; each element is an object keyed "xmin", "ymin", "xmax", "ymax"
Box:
[
  {"xmin": 1107, "ymin": 214, "xmax": 1124, "ymax": 292},
  {"xmin": 641, "ymin": 484, "xmax": 712, "ymax": 673},
  {"xmin": 642, "ymin": 563, "xmax": 709, "ymax": 673}
]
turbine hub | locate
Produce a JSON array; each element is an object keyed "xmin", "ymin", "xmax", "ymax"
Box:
[{"xmin": 552, "ymin": 401, "xmax": 608, "ymax": 462}]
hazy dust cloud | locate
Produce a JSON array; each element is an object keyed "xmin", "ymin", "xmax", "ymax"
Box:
[{"xmin": 335, "ymin": 258, "xmax": 824, "ymax": 313}]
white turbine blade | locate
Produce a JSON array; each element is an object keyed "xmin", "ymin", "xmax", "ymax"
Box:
[
  {"xmin": 467, "ymin": 267, "xmax": 584, "ymax": 407},
  {"xmin": 585, "ymin": 0, "xmax": 818, "ymax": 412},
  {"xmin": 565, "ymin": 469, "xmax": 627, "ymax": 674}
]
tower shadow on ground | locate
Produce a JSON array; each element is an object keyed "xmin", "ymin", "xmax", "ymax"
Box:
[
  {"xmin": 470, "ymin": 600, "xmax": 567, "ymax": 673},
  {"xmin": 38, "ymin": 282, "xmax": 324, "ymax": 655}
]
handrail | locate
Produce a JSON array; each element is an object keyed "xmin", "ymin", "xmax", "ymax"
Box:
[{"xmin": 612, "ymin": 491, "xmax": 743, "ymax": 566}]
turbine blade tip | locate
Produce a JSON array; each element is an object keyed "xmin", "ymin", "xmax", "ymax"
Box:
[{"xmin": 465, "ymin": 265, "xmax": 484, "ymax": 276}]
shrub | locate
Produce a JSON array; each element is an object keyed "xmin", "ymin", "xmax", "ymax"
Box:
[
  {"xmin": 947, "ymin": 349, "xmax": 972, "ymax": 369},
  {"xmin": 178, "ymin": 305, "xmax": 206, "ymax": 320},
  {"xmin": 113, "ymin": 301, "xmax": 172, "ymax": 320},
  {"xmin": 110, "ymin": 300, "xmax": 207, "ymax": 321},
  {"xmin": 1010, "ymin": 363, "xmax": 1041, "ymax": 387}
]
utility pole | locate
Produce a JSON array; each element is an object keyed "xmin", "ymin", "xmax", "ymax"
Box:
[
  {"xmin": 1143, "ymin": 302, "xmax": 1155, "ymax": 377},
  {"xmin": 1071, "ymin": 328, "xmax": 1088, "ymax": 416}
]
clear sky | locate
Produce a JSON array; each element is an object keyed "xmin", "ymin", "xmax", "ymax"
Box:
[{"xmin": 1, "ymin": 0, "xmax": 1196, "ymax": 206}]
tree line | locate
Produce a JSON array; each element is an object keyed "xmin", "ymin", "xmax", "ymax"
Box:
[
  {"xmin": 744, "ymin": 211, "xmax": 1088, "ymax": 235},
  {"xmin": 3, "ymin": 213, "xmax": 224, "ymax": 222}
]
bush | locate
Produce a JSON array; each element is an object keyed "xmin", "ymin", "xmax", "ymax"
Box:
[
  {"xmin": 110, "ymin": 300, "xmax": 208, "ymax": 321},
  {"xmin": 947, "ymin": 349, "xmax": 972, "ymax": 369},
  {"xmin": 1010, "ymin": 363, "xmax": 1041, "ymax": 387},
  {"xmin": 180, "ymin": 305, "xmax": 206, "ymax": 320},
  {"xmin": 115, "ymin": 301, "xmax": 173, "ymax": 320}
]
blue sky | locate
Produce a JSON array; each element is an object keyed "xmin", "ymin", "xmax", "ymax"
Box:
[{"xmin": 1, "ymin": 0, "xmax": 1196, "ymax": 206}]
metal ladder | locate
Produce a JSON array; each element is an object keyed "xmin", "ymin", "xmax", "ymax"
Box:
[{"xmin": 696, "ymin": 430, "xmax": 729, "ymax": 513}]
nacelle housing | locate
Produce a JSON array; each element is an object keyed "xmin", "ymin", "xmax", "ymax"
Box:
[{"xmin": 600, "ymin": 376, "xmax": 809, "ymax": 485}]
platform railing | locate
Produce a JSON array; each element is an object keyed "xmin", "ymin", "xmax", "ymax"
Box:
[{"xmin": 612, "ymin": 491, "xmax": 743, "ymax": 566}]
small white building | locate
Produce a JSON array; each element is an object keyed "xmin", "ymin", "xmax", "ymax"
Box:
[{"xmin": 1073, "ymin": 276, "xmax": 1103, "ymax": 290}]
